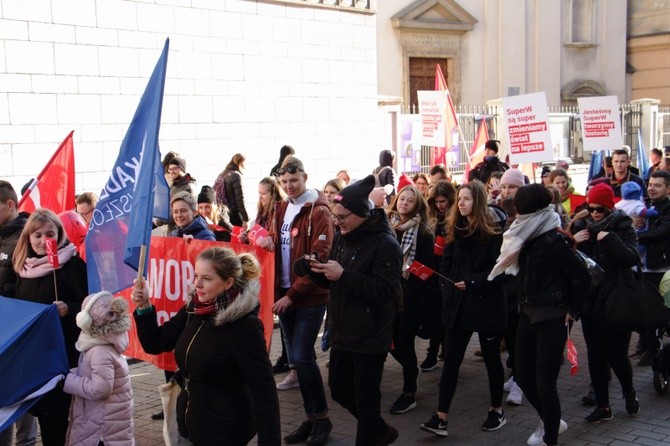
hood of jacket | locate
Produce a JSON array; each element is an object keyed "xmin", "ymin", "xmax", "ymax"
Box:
[
  {"xmin": 212, "ymin": 278, "xmax": 260, "ymax": 326},
  {"xmin": 177, "ymin": 214, "xmax": 210, "ymax": 236},
  {"xmin": 0, "ymin": 212, "xmax": 28, "ymax": 238},
  {"xmin": 379, "ymin": 150, "xmax": 394, "ymax": 167}
]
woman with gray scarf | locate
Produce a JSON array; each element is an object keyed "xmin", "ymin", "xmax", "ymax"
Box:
[{"xmin": 489, "ymin": 184, "xmax": 590, "ymax": 446}]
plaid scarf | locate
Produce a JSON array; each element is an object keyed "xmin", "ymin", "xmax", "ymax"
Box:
[
  {"xmin": 389, "ymin": 213, "xmax": 421, "ymax": 278},
  {"xmin": 193, "ymin": 287, "xmax": 241, "ymax": 317}
]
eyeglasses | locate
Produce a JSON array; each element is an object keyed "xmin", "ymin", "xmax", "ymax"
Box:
[
  {"xmin": 587, "ymin": 206, "xmax": 607, "ymax": 214},
  {"xmin": 331, "ymin": 211, "xmax": 352, "ymax": 224},
  {"xmin": 277, "ymin": 165, "xmax": 303, "ymax": 175}
]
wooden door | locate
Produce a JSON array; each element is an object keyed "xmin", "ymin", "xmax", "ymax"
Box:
[{"xmin": 409, "ymin": 57, "xmax": 449, "ymax": 111}]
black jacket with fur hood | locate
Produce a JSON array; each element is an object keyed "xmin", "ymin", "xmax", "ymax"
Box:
[{"xmin": 134, "ymin": 279, "xmax": 280, "ymax": 446}]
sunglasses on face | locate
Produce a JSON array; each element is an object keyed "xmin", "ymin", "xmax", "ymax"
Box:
[
  {"xmin": 278, "ymin": 165, "xmax": 303, "ymax": 175},
  {"xmin": 587, "ymin": 206, "xmax": 607, "ymax": 214}
]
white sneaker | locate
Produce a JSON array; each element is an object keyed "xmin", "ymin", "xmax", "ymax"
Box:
[
  {"xmin": 506, "ymin": 382, "xmax": 523, "ymax": 405},
  {"xmin": 503, "ymin": 376, "xmax": 514, "ymax": 392},
  {"xmin": 276, "ymin": 369, "xmax": 299, "ymax": 390},
  {"xmin": 526, "ymin": 419, "xmax": 568, "ymax": 445}
]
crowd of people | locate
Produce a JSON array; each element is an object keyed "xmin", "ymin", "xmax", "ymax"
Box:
[{"xmin": 1, "ymin": 141, "xmax": 670, "ymax": 446}]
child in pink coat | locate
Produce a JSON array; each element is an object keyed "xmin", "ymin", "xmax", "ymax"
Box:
[{"xmin": 63, "ymin": 291, "xmax": 134, "ymax": 446}]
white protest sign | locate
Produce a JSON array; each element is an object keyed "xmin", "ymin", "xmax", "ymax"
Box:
[
  {"xmin": 502, "ymin": 92, "xmax": 553, "ymax": 164},
  {"xmin": 577, "ymin": 96, "xmax": 622, "ymax": 151},
  {"xmin": 417, "ymin": 90, "xmax": 447, "ymax": 147}
]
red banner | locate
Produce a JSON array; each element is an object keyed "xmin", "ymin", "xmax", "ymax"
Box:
[{"xmin": 119, "ymin": 236, "xmax": 275, "ymax": 371}]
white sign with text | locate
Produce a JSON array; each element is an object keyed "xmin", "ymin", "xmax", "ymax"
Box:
[
  {"xmin": 577, "ymin": 96, "xmax": 622, "ymax": 151},
  {"xmin": 417, "ymin": 90, "xmax": 447, "ymax": 147},
  {"xmin": 503, "ymin": 92, "xmax": 553, "ymax": 164}
]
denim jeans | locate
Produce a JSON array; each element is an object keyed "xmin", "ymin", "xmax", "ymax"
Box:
[
  {"xmin": 329, "ymin": 349, "xmax": 389, "ymax": 445},
  {"xmin": 280, "ymin": 304, "xmax": 328, "ymax": 417},
  {"xmin": 515, "ymin": 313, "xmax": 566, "ymax": 446},
  {"xmin": 0, "ymin": 413, "xmax": 37, "ymax": 446}
]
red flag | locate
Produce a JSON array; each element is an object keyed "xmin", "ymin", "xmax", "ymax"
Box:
[
  {"xmin": 45, "ymin": 238, "xmax": 59, "ymax": 268},
  {"xmin": 434, "ymin": 235, "xmax": 446, "ymax": 256},
  {"xmin": 19, "ymin": 131, "xmax": 75, "ymax": 214},
  {"xmin": 566, "ymin": 337, "xmax": 579, "ymax": 376},
  {"xmin": 465, "ymin": 120, "xmax": 489, "ymax": 182},
  {"xmin": 409, "ymin": 260, "xmax": 435, "ymax": 281},
  {"xmin": 433, "ymin": 64, "xmax": 460, "ymax": 169}
]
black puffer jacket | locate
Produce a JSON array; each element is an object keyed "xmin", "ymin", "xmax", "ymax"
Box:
[
  {"xmin": 638, "ymin": 197, "xmax": 670, "ymax": 270},
  {"xmin": 440, "ymin": 230, "xmax": 506, "ymax": 332},
  {"xmin": 0, "ymin": 212, "xmax": 28, "ymax": 297},
  {"xmin": 518, "ymin": 229, "xmax": 591, "ymax": 321},
  {"xmin": 571, "ymin": 210, "xmax": 639, "ymax": 315},
  {"xmin": 327, "ymin": 209, "xmax": 402, "ymax": 354},
  {"xmin": 135, "ymin": 280, "xmax": 280, "ymax": 446}
]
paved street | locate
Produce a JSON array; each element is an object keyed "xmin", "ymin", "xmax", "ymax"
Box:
[{"xmin": 38, "ymin": 322, "xmax": 670, "ymax": 445}]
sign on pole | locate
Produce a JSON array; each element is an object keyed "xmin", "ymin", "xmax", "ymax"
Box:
[
  {"xmin": 577, "ymin": 96, "xmax": 622, "ymax": 151},
  {"xmin": 418, "ymin": 90, "xmax": 447, "ymax": 147},
  {"xmin": 502, "ymin": 92, "xmax": 553, "ymax": 164}
]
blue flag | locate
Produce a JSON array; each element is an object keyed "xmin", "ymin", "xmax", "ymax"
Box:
[
  {"xmin": 637, "ymin": 128, "xmax": 650, "ymax": 180},
  {"xmin": 86, "ymin": 39, "xmax": 170, "ymax": 294},
  {"xmin": 0, "ymin": 297, "xmax": 68, "ymax": 431}
]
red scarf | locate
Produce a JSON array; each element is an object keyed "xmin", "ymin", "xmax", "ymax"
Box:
[{"xmin": 192, "ymin": 288, "xmax": 240, "ymax": 316}]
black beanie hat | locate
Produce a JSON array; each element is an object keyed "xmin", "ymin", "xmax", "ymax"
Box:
[
  {"xmin": 333, "ymin": 175, "xmax": 375, "ymax": 217},
  {"xmin": 197, "ymin": 186, "xmax": 216, "ymax": 204},
  {"xmin": 169, "ymin": 156, "xmax": 186, "ymax": 173},
  {"xmin": 514, "ymin": 184, "xmax": 552, "ymax": 215}
]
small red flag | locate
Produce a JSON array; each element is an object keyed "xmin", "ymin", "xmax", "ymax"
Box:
[
  {"xmin": 19, "ymin": 131, "xmax": 76, "ymax": 214},
  {"xmin": 45, "ymin": 238, "xmax": 59, "ymax": 268},
  {"xmin": 566, "ymin": 337, "xmax": 579, "ymax": 376},
  {"xmin": 409, "ymin": 260, "xmax": 435, "ymax": 281}
]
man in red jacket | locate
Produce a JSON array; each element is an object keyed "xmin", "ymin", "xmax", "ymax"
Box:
[{"xmin": 259, "ymin": 156, "xmax": 334, "ymax": 446}]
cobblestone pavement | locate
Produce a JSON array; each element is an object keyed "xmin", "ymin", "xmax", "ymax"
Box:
[{"xmin": 38, "ymin": 322, "xmax": 670, "ymax": 445}]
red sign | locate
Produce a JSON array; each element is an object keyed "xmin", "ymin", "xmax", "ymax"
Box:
[
  {"xmin": 119, "ymin": 237, "xmax": 275, "ymax": 372},
  {"xmin": 247, "ymin": 224, "xmax": 270, "ymax": 245}
]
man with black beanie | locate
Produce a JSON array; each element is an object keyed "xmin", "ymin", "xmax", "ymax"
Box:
[
  {"xmin": 310, "ymin": 175, "xmax": 403, "ymax": 445},
  {"xmin": 468, "ymin": 140, "xmax": 510, "ymax": 184}
]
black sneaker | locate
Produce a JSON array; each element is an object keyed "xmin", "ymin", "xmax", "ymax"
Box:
[
  {"xmin": 390, "ymin": 393, "xmax": 417, "ymax": 414},
  {"xmin": 307, "ymin": 418, "xmax": 332, "ymax": 446},
  {"xmin": 285, "ymin": 420, "xmax": 313, "ymax": 444},
  {"xmin": 375, "ymin": 423, "xmax": 399, "ymax": 445},
  {"xmin": 420, "ymin": 356, "xmax": 438, "ymax": 371},
  {"xmin": 623, "ymin": 390, "xmax": 640, "ymax": 415},
  {"xmin": 420, "ymin": 413, "xmax": 448, "ymax": 437},
  {"xmin": 481, "ymin": 409, "xmax": 506, "ymax": 431},
  {"xmin": 584, "ymin": 407, "xmax": 613, "ymax": 424},
  {"xmin": 581, "ymin": 387, "xmax": 597, "ymax": 406},
  {"xmin": 272, "ymin": 358, "xmax": 290, "ymax": 374}
]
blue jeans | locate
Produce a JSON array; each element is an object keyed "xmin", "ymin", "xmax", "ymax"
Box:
[
  {"xmin": 280, "ymin": 304, "xmax": 328, "ymax": 418},
  {"xmin": 0, "ymin": 413, "xmax": 37, "ymax": 446}
]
